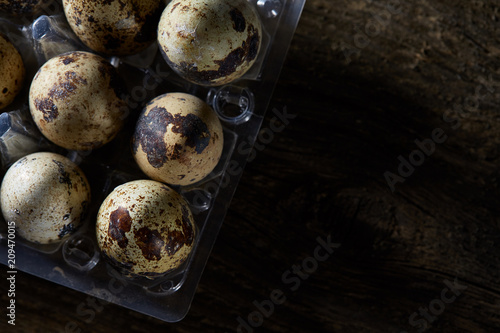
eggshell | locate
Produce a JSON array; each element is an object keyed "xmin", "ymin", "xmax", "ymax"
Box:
[
  {"xmin": 132, "ymin": 92, "xmax": 224, "ymax": 186},
  {"xmin": 0, "ymin": 33, "xmax": 25, "ymax": 110},
  {"xmin": 96, "ymin": 180, "xmax": 196, "ymax": 277},
  {"xmin": 62, "ymin": 0, "xmax": 164, "ymax": 56},
  {"xmin": 0, "ymin": 0, "xmax": 52, "ymax": 16},
  {"xmin": 0, "ymin": 152, "xmax": 91, "ymax": 244},
  {"xmin": 29, "ymin": 51, "xmax": 128, "ymax": 151},
  {"xmin": 157, "ymin": 0, "xmax": 262, "ymax": 86}
]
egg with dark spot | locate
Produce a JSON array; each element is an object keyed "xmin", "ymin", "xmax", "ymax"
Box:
[
  {"xmin": 96, "ymin": 180, "xmax": 196, "ymax": 277},
  {"xmin": 132, "ymin": 92, "xmax": 223, "ymax": 186},
  {"xmin": 29, "ymin": 51, "xmax": 128, "ymax": 151},
  {"xmin": 158, "ymin": 0, "xmax": 262, "ymax": 86},
  {"xmin": 0, "ymin": 0, "xmax": 53, "ymax": 16},
  {"xmin": 0, "ymin": 152, "xmax": 91, "ymax": 244},
  {"xmin": 0, "ymin": 33, "xmax": 25, "ymax": 110},
  {"xmin": 62, "ymin": 0, "xmax": 164, "ymax": 56}
]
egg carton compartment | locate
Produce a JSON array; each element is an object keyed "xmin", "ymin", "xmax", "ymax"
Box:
[{"xmin": 0, "ymin": 0, "xmax": 305, "ymax": 323}]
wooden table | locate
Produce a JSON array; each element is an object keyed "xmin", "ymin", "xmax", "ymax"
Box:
[{"xmin": 2, "ymin": 0, "xmax": 500, "ymax": 332}]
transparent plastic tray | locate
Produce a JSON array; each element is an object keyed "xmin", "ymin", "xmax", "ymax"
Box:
[{"xmin": 0, "ymin": 0, "xmax": 304, "ymax": 322}]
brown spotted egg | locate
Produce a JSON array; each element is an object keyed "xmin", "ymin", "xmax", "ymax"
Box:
[
  {"xmin": 158, "ymin": 0, "xmax": 262, "ymax": 86},
  {"xmin": 132, "ymin": 92, "xmax": 223, "ymax": 186},
  {"xmin": 63, "ymin": 0, "xmax": 164, "ymax": 56},
  {"xmin": 0, "ymin": 152, "xmax": 91, "ymax": 244},
  {"xmin": 96, "ymin": 180, "xmax": 196, "ymax": 277},
  {"xmin": 0, "ymin": 0, "xmax": 52, "ymax": 16},
  {"xmin": 0, "ymin": 33, "xmax": 25, "ymax": 110},
  {"xmin": 29, "ymin": 51, "xmax": 128, "ymax": 151}
]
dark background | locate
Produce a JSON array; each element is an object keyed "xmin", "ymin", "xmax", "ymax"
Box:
[{"xmin": 2, "ymin": 0, "xmax": 500, "ymax": 332}]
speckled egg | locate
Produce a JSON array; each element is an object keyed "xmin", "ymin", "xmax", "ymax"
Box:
[
  {"xmin": 96, "ymin": 180, "xmax": 196, "ymax": 277},
  {"xmin": 158, "ymin": 0, "xmax": 262, "ymax": 86},
  {"xmin": 0, "ymin": 0, "xmax": 52, "ymax": 16},
  {"xmin": 132, "ymin": 92, "xmax": 223, "ymax": 186},
  {"xmin": 0, "ymin": 152, "xmax": 91, "ymax": 244},
  {"xmin": 29, "ymin": 51, "xmax": 128, "ymax": 151},
  {"xmin": 62, "ymin": 0, "xmax": 164, "ymax": 56},
  {"xmin": 0, "ymin": 33, "xmax": 25, "ymax": 111}
]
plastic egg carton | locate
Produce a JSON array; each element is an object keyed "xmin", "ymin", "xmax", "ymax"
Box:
[{"xmin": 0, "ymin": 0, "xmax": 304, "ymax": 322}]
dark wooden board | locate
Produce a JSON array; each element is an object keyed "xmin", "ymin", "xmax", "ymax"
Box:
[{"xmin": 2, "ymin": 0, "xmax": 500, "ymax": 332}]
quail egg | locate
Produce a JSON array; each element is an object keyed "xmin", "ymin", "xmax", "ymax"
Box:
[
  {"xmin": 0, "ymin": 0, "xmax": 52, "ymax": 16},
  {"xmin": 0, "ymin": 152, "xmax": 91, "ymax": 244},
  {"xmin": 96, "ymin": 180, "xmax": 196, "ymax": 277},
  {"xmin": 63, "ymin": 0, "xmax": 164, "ymax": 56},
  {"xmin": 158, "ymin": 0, "xmax": 262, "ymax": 86},
  {"xmin": 0, "ymin": 33, "xmax": 25, "ymax": 111},
  {"xmin": 29, "ymin": 51, "xmax": 128, "ymax": 151},
  {"xmin": 132, "ymin": 92, "xmax": 223, "ymax": 186}
]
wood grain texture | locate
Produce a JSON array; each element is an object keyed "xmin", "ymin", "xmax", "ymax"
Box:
[{"xmin": 2, "ymin": 0, "xmax": 500, "ymax": 332}]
